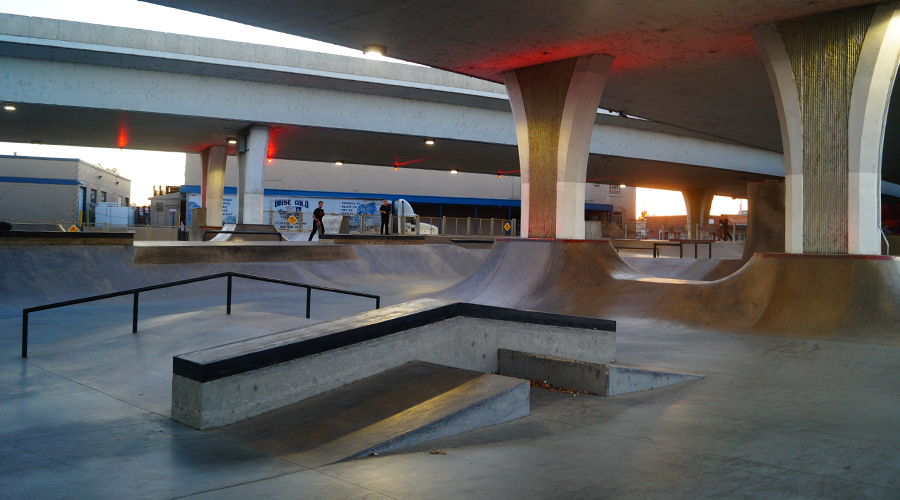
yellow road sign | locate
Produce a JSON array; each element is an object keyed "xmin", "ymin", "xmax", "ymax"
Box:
[
  {"xmin": 68, "ymin": 225, "xmax": 80, "ymax": 232},
  {"xmin": 504, "ymin": 222, "xmax": 511, "ymax": 231},
  {"xmin": 287, "ymin": 215, "xmax": 298, "ymax": 225}
]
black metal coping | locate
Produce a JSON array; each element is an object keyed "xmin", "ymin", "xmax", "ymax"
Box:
[
  {"xmin": 0, "ymin": 231, "xmax": 133, "ymax": 240},
  {"xmin": 450, "ymin": 239, "xmax": 495, "ymax": 244},
  {"xmin": 173, "ymin": 300, "xmax": 615, "ymax": 383},
  {"xmin": 319, "ymin": 234, "xmax": 426, "ymax": 240}
]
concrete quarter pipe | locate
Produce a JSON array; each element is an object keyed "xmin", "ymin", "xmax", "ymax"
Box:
[{"xmin": 435, "ymin": 238, "xmax": 900, "ymax": 346}]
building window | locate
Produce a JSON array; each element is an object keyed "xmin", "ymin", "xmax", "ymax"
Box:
[
  {"xmin": 125, "ymin": 197, "xmax": 129, "ymax": 206},
  {"xmin": 609, "ymin": 185, "xmax": 621, "ymax": 196},
  {"xmin": 117, "ymin": 195, "xmax": 123, "ymax": 207},
  {"xmin": 90, "ymin": 189, "xmax": 97, "ymax": 203},
  {"xmin": 100, "ymin": 192, "xmax": 107, "ymax": 202}
]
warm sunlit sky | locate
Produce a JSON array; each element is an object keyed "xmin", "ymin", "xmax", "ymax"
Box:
[{"xmin": 0, "ymin": 0, "xmax": 747, "ymax": 214}]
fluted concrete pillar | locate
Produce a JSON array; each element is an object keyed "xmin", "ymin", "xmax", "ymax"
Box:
[
  {"xmin": 753, "ymin": 3, "xmax": 900, "ymax": 254},
  {"xmin": 682, "ymin": 188, "xmax": 716, "ymax": 240},
  {"xmin": 503, "ymin": 54, "xmax": 614, "ymax": 239},
  {"xmin": 237, "ymin": 126, "xmax": 270, "ymax": 224},
  {"xmin": 200, "ymin": 145, "xmax": 227, "ymax": 227}
]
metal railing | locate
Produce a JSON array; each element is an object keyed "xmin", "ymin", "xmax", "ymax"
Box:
[
  {"xmin": 586, "ymin": 221, "xmax": 747, "ymax": 241},
  {"xmin": 20, "ymin": 272, "xmax": 380, "ymax": 358}
]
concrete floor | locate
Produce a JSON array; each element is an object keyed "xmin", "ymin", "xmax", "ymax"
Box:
[{"xmin": 1, "ymin": 259, "xmax": 899, "ymax": 498}]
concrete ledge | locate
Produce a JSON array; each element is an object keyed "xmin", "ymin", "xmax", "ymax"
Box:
[
  {"xmin": 0, "ymin": 231, "xmax": 133, "ymax": 246},
  {"xmin": 171, "ymin": 298, "xmax": 614, "ymax": 429},
  {"xmin": 132, "ymin": 241, "xmax": 357, "ymax": 264},
  {"xmin": 498, "ymin": 349, "xmax": 703, "ymax": 396}
]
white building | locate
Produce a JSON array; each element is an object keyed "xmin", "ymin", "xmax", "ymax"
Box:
[
  {"xmin": 0, "ymin": 154, "xmax": 131, "ymax": 226},
  {"xmin": 159, "ymin": 154, "xmax": 636, "ymax": 234}
]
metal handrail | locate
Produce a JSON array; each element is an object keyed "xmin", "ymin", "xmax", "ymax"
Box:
[
  {"xmin": 202, "ymin": 230, "xmax": 284, "ymax": 241},
  {"xmin": 20, "ymin": 271, "xmax": 380, "ymax": 358}
]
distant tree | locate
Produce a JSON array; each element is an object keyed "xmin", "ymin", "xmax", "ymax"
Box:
[{"xmin": 638, "ymin": 210, "xmax": 648, "ymax": 221}]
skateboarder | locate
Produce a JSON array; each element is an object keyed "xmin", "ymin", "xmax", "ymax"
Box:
[
  {"xmin": 718, "ymin": 215, "xmax": 733, "ymax": 241},
  {"xmin": 308, "ymin": 201, "xmax": 325, "ymax": 241}
]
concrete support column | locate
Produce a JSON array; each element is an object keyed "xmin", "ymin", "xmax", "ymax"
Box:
[
  {"xmin": 236, "ymin": 126, "xmax": 270, "ymax": 225},
  {"xmin": 503, "ymin": 54, "xmax": 614, "ymax": 239},
  {"xmin": 753, "ymin": 3, "xmax": 900, "ymax": 254},
  {"xmin": 682, "ymin": 188, "xmax": 716, "ymax": 239},
  {"xmin": 200, "ymin": 145, "xmax": 227, "ymax": 227}
]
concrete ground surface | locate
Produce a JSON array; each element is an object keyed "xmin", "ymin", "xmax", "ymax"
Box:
[{"xmin": 1, "ymin": 242, "xmax": 898, "ymax": 499}]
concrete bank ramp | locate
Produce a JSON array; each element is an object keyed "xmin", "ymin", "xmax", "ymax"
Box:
[
  {"xmin": 624, "ymin": 256, "xmax": 745, "ymax": 281},
  {"xmin": 434, "ymin": 238, "xmax": 900, "ymax": 344},
  {"xmin": 208, "ymin": 224, "xmax": 284, "ymax": 242},
  {"xmin": 210, "ymin": 361, "xmax": 529, "ymax": 467},
  {"xmin": 0, "ymin": 243, "xmax": 489, "ymax": 311}
]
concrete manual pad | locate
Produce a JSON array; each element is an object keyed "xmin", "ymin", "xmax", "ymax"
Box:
[
  {"xmin": 498, "ymin": 349, "xmax": 702, "ymax": 396},
  {"xmin": 210, "ymin": 360, "xmax": 529, "ymax": 467}
]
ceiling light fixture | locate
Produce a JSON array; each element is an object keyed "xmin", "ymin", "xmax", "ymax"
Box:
[
  {"xmin": 619, "ymin": 184, "xmax": 626, "ymax": 188},
  {"xmin": 363, "ymin": 44, "xmax": 387, "ymax": 58},
  {"xmin": 424, "ymin": 139, "xmax": 435, "ymax": 145},
  {"xmin": 450, "ymin": 169, "xmax": 458, "ymax": 174},
  {"xmin": 3, "ymin": 104, "xmax": 15, "ymax": 111},
  {"xmin": 226, "ymin": 138, "xmax": 237, "ymax": 144},
  {"xmin": 334, "ymin": 161, "xmax": 343, "ymax": 165},
  {"xmin": 267, "ymin": 158, "xmax": 273, "ymax": 163}
]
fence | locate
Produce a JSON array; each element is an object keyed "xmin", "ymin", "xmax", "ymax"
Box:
[
  {"xmin": 2, "ymin": 219, "xmax": 180, "ymax": 241},
  {"xmin": 418, "ymin": 217, "xmax": 519, "ymax": 237},
  {"xmin": 585, "ymin": 221, "xmax": 746, "ymax": 241}
]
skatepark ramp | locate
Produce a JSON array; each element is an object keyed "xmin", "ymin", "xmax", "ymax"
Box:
[
  {"xmin": 434, "ymin": 238, "xmax": 900, "ymax": 344},
  {"xmin": 209, "ymin": 361, "xmax": 529, "ymax": 467}
]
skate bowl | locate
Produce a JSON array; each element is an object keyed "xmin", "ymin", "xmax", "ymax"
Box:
[{"xmin": 434, "ymin": 238, "xmax": 900, "ymax": 345}]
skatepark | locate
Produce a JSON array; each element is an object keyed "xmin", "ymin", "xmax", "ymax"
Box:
[
  {"xmin": 1, "ymin": 232, "xmax": 899, "ymax": 499},
  {"xmin": 4, "ymin": 0, "xmax": 900, "ymax": 497}
]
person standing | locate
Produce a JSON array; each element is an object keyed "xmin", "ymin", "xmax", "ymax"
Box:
[
  {"xmin": 308, "ymin": 201, "xmax": 325, "ymax": 241},
  {"xmin": 719, "ymin": 215, "xmax": 733, "ymax": 241},
  {"xmin": 379, "ymin": 199, "xmax": 391, "ymax": 235}
]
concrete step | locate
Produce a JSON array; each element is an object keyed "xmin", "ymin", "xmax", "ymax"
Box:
[
  {"xmin": 498, "ymin": 349, "xmax": 703, "ymax": 396},
  {"xmin": 209, "ymin": 360, "xmax": 529, "ymax": 467}
]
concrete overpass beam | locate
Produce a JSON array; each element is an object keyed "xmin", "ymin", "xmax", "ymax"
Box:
[
  {"xmin": 503, "ymin": 54, "xmax": 614, "ymax": 239},
  {"xmin": 236, "ymin": 126, "xmax": 270, "ymax": 225},
  {"xmin": 200, "ymin": 145, "xmax": 227, "ymax": 227},
  {"xmin": 682, "ymin": 188, "xmax": 716, "ymax": 240},
  {"xmin": 754, "ymin": 3, "xmax": 900, "ymax": 254}
]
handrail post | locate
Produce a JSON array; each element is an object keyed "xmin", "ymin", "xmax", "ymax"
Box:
[
  {"xmin": 227, "ymin": 275, "xmax": 232, "ymax": 314},
  {"xmin": 22, "ymin": 311, "xmax": 28, "ymax": 358},
  {"xmin": 376, "ymin": 296, "xmax": 380, "ymax": 309},
  {"xmin": 306, "ymin": 287, "xmax": 311, "ymax": 319},
  {"xmin": 132, "ymin": 292, "xmax": 139, "ymax": 333}
]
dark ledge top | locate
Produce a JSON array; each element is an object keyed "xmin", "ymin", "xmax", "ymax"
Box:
[
  {"xmin": 0, "ymin": 231, "xmax": 133, "ymax": 239},
  {"xmin": 173, "ymin": 298, "xmax": 615, "ymax": 383},
  {"xmin": 319, "ymin": 234, "xmax": 426, "ymax": 240}
]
